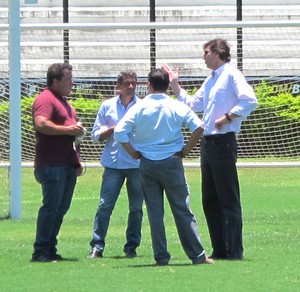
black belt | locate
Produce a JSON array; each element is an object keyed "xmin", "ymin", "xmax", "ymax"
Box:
[
  {"xmin": 171, "ymin": 151, "xmax": 182, "ymax": 158},
  {"xmin": 203, "ymin": 132, "xmax": 235, "ymax": 141},
  {"xmin": 140, "ymin": 151, "xmax": 182, "ymax": 160}
]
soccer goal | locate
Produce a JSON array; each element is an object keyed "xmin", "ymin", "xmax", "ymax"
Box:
[{"xmin": 1, "ymin": 20, "xmax": 300, "ymax": 218}]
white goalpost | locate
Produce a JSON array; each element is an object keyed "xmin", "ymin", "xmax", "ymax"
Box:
[
  {"xmin": 7, "ymin": 0, "xmax": 21, "ymax": 219},
  {"xmin": 1, "ymin": 17, "xmax": 300, "ymax": 218}
]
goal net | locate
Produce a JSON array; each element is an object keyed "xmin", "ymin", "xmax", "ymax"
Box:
[
  {"xmin": 1, "ymin": 21, "xmax": 300, "ymax": 217},
  {"xmin": 1, "ymin": 22, "xmax": 300, "ymax": 162}
]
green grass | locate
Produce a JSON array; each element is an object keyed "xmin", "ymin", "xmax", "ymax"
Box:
[{"xmin": 0, "ymin": 167, "xmax": 299, "ymax": 292}]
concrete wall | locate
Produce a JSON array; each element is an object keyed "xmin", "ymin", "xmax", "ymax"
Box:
[
  {"xmin": 1, "ymin": 1, "xmax": 300, "ymax": 24},
  {"xmin": 1, "ymin": 1, "xmax": 299, "ymax": 79},
  {"xmin": 1, "ymin": 0, "xmax": 300, "ymax": 7},
  {"xmin": 17, "ymin": 0, "xmax": 300, "ymax": 6},
  {"xmin": 1, "ymin": 3, "xmax": 300, "ymax": 24}
]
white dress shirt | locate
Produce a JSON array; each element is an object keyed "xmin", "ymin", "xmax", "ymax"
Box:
[{"xmin": 177, "ymin": 63, "xmax": 258, "ymax": 136}]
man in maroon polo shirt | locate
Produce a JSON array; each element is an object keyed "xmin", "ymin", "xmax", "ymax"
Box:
[{"xmin": 31, "ymin": 63, "xmax": 85, "ymax": 262}]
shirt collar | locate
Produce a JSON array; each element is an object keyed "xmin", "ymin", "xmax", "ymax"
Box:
[
  {"xmin": 48, "ymin": 88, "xmax": 65, "ymax": 101},
  {"xmin": 212, "ymin": 62, "xmax": 227, "ymax": 78},
  {"xmin": 146, "ymin": 93, "xmax": 169, "ymax": 100},
  {"xmin": 117, "ymin": 95, "xmax": 138, "ymax": 105}
]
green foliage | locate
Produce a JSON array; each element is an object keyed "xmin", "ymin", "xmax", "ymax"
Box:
[
  {"xmin": 188, "ymin": 87, "xmax": 199, "ymax": 96},
  {"xmin": 0, "ymin": 94, "xmax": 103, "ymax": 162},
  {"xmin": 0, "ymin": 99, "xmax": 14, "ymax": 161},
  {"xmin": 0, "ymin": 81, "xmax": 299, "ymax": 160},
  {"xmin": 69, "ymin": 97, "xmax": 102, "ymax": 117},
  {"xmin": 254, "ymin": 79, "xmax": 274, "ymax": 102},
  {"xmin": 255, "ymin": 80, "xmax": 300, "ymax": 121},
  {"xmin": 21, "ymin": 96, "xmax": 35, "ymax": 131},
  {"xmin": 240, "ymin": 81, "xmax": 300, "ymax": 157}
]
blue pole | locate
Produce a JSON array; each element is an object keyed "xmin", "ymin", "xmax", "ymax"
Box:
[{"xmin": 9, "ymin": 0, "xmax": 22, "ymax": 219}]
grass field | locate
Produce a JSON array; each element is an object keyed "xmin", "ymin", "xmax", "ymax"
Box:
[{"xmin": 0, "ymin": 167, "xmax": 299, "ymax": 292}]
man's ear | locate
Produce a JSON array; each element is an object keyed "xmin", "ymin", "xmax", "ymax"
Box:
[{"xmin": 148, "ymin": 82, "xmax": 153, "ymax": 93}]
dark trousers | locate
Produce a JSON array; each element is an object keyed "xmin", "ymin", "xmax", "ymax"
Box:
[
  {"xmin": 201, "ymin": 132, "xmax": 243, "ymax": 259},
  {"xmin": 33, "ymin": 165, "xmax": 77, "ymax": 256}
]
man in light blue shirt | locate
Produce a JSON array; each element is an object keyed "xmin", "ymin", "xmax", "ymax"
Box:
[
  {"xmin": 115, "ymin": 68, "xmax": 213, "ymax": 266},
  {"xmin": 87, "ymin": 70, "xmax": 143, "ymax": 259},
  {"xmin": 162, "ymin": 38, "xmax": 258, "ymax": 261}
]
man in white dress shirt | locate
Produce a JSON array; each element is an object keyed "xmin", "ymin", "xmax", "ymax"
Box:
[{"xmin": 162, "ymin": 38, "xmax": 258, "ymax": 260}]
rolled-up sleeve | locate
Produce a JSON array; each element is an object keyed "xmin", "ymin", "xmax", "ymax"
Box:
[
  {"xmin": 91, "ymin": 105, "xmax": 110, "ymax": 143},
  {"xmin": 183, "ymin": 107, "xmax": 203, "ymax": 133},
  {"xmin": 231, "ymin": 97, "xmax": 258, "ymax": 118},
  {"xmin": 230, "ymin": 71, "xmax": 258, "ymax": 118},
  {"xmin": 91, "ymin": 123, "xmax": 101, "ymax": 143},
  {"xmin": 114, "ymin": 125, "xmax": 130, "ymax": 143},
  {"xmin": 114, "ymin": 108, "xmax": 136, "ymax": 143}
]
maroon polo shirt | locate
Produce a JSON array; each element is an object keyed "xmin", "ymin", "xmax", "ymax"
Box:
[{"xmin": 32, "ymin": 88, "xmax": 80, "ymax": 169}]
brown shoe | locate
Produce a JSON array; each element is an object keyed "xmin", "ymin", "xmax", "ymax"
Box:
[
  {"xmin": 193, "ymin": 254, "xmax": 214, "ymax": 265},
  {"xmin": 204, "ymin": 256, "xmax": 214, "ymax": 264}
]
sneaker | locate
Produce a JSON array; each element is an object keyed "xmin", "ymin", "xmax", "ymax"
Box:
[{"xmin": 87, "ymin": 247, "xmax": 103, "ymax": 259}]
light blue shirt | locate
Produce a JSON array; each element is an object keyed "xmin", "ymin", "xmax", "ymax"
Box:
[
  {"xmin": 91, "ymin": 95, "xmax": 140, "ymax": 169},
  {"xmin": 114, "ymin": 93, "xmax": 203, "ymax": 160},
  {"xmin": 178, "ymin": 63, "xmax": 258, "ymax": 136}
]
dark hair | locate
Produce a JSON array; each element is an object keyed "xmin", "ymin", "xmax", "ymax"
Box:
[
  {"xmin": 117, "ymin": 70, "xmax": 137, "ymax": 85},
  {"xmin": 204, "ymin": 38, "xmax": 231, "ymax": 62},
  {"xmin": 47, "ymin": 63, "xmax": 72, "ymax": 87},
  {"xmin": 148, "ymin": 69, "xmax": 169, "ymax": 92}
]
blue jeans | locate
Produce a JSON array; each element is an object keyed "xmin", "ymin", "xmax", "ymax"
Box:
[
  {"xmin": 139, "ymin": 155, "xmax": 205, "ymax": 264},
  {"xmin": 33, "ymin": 165, "xmax": 78, "ymax": 256},
  {"xmin": 90, "ymin": 167, "xmax": 144, "ymax": 252}
]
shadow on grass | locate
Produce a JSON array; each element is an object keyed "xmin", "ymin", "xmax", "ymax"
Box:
[
  {"xmin": 0, "ymin": 214, "xmax": 10, "ymax": 221},
  {"xmin": 59, "ymin": 257, "xmax": 80, "ymax": 262},
  {"xmin": 110, "ymin": 255, "xmax": 130, "ymax": 259},
  {"xmin": 127, "ymin": 263, "xmax": 193, "ymax": 268},
  {"xmin": 126, "ymin": 259, "xmax": 250, "ymax": 268},
  {"xmin": 109, "ymin": 255, "xmax": 251, "ymax": 268},
  {"xmin": 109, "ymin": 257, "xmax": 195, "ymax": 268},
  {"xmin": 30, "ymin": 258, "xmax": 80, "ymax": 263}
]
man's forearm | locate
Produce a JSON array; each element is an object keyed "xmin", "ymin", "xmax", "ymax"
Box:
[
  {"xmin": 181, "ymin": 126, "xmax": 203, "ymax": 158},
  {"xmin": 99, "ymin": 126, "xmax": 115, "ymax": 142},
  {"xmin": 169, "ymin": 80, "xmax": 181, "ymax": 97},
  {"xmin": 120, "ymin": 142, "xmax": 141, "ymax": 159}
]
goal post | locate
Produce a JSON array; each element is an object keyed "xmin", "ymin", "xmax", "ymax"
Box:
[{"xmin": 8, "ymin": 0, "xmax": 22, "ymax": 220}]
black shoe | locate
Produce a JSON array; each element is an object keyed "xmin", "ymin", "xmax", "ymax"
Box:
[
  {"xmin": 31, "ymin": 253, "xmax": 53, "ymax": 263},
  {"xmin": 51, "ymin": 253, "xmax": 64, "ymax": 261},
  {"xmin": 208, "ymin": 253, "xmax": 227, "ymax": 260},
  {"xmin": 227, "ymin": 255, "xmax": 244, "ymax": 261},
  {"xmin": 155, "ymin": 260, "xmax": 169, "ymax": 266},
  {"xmin": 124, "ymin": 249, "xmax": 137, "ymax": 258},
  {"xmin": 87, "ymin": 247, "xmax": 103, "ymax": 259}
]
